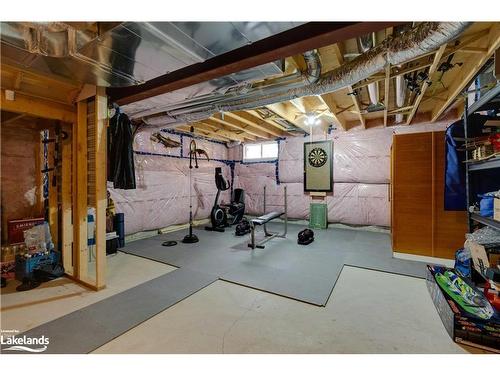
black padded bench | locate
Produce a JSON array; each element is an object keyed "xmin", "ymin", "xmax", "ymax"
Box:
[
  {"xmin": 251, "ymin": 211, "xmax": 283, "ymax": 226},
  {"xmin": 248, "ymin": 186, "xmax": 287, "ymax": 249}
]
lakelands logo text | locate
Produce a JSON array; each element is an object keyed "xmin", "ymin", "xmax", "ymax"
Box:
[{"xmin": 1, "ymin": 331, "xmax": 49, "ymax": 353}]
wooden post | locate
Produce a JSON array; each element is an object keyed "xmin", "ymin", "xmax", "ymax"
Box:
[
  {"xmin": 74, "ymin": 101, "xmax": 88, "ymax": 280},
  {"xmin": 61, "ymin": 122, "xmax": 74, "ymax": 275},
  {"xmin": 47, "ymin": 128, "xmax": 59, "ymax": 249},
  {"xmin": 94, "ymin": 87, "xmax": 107, "ymax": 289}
]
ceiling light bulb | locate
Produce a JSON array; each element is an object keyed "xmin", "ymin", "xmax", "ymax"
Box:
[{"xmin": 306, "ymin": 115, "xmax": 316, "ymax": 126}]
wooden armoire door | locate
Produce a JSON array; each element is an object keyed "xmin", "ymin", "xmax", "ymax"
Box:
[
  {"xmin": 392, "ymin": 131, "xmax": 467, "ymax": 259},
  {"xmin": 392, "ymin": 132, "xmax": 433, "ymax": 256}
]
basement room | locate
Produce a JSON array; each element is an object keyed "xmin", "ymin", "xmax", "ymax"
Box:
[{"xmin": 1, "ymin": 2, "xmax": 500, "ymax": 370}]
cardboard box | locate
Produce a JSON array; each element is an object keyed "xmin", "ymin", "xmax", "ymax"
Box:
[
  {"xmin": 494, "ymin": 196, "xmax": 500, "ymax": 222},
  {"xmin": 426, "ymin": 265, "xmax": 500, "ymax": 352},
  {"xmin": 7, "ymin": 218, "xmax": 45, "ymax": 244}
]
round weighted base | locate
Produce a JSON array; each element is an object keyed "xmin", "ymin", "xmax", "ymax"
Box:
[
  {"xmin": 162, "ymin": 240, "xmax": 178, "ymax": 247},
  {"xmin": 182, "ymin": 234, "xmax": 199, "ymax": 244}
]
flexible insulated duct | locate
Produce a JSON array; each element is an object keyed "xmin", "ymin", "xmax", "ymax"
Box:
[{"xmin": 162, "ymin": 22, "xmax": 470, "ymax": 125}]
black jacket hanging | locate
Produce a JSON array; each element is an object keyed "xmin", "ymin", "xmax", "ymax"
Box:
[{"xmin": 108, "ymin": 111, "xmax": 136, "ymax": 190}]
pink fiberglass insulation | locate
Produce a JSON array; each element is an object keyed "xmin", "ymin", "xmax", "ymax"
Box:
[
  {"xmin": 332, "ymin": 128, "xmax": 393, "ymax": 184},
  {"xmin": 326, "ymin": 183, "xmax": 390, "ymax": 226},
  {"xmin": 111, "ymin": 119, "xmax": 454, "ymax": 234},
  {"xmin": 109, "ymin": 127, "xmax": 231, "ymax": 234}
]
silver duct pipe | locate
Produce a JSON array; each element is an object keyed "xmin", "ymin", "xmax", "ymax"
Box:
[
  {"xmin": 145, "ymin": 49, "xmax": 321, "ymax": 125},
  {"xmin": 395, "ymin": 74, "xmax": 406, "ymax": 123},
  {"xmin": 302, "ymin": 49, "xmax": 322, "ymax": 84},
  {"xmin": 358, "ymin": 33, "xmax": 380, "ymax": 106},
  {"xmin": 146, "ymin": 22, "xmax": 471, "ymax": 125}
]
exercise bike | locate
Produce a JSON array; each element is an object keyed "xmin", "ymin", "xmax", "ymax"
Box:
[{"xmin": 205, "ymin": 167, "xmax": 245, "ymax": 232}]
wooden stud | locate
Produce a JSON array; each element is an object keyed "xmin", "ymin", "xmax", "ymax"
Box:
[
  {"xmin": 93, "ymin": 87, "xmax": 107, "ymax": 289},
  {"xmin": 47, "ymin": 128, "xmax": 59, "ymax": 250},
  {"xmin": 406, "ymin": 44, "xmax": 447, "ymax": 125},
  {"xmin": 61, "ymin": 123, "xmax": 74, "ymax": 275},
  {"xmin": 431, "ymin": 24, "xmax": 500, "ymax": 122},
  {"xmin": 74, "ymin": 101, "xmax": 88, "ymax": 280}
]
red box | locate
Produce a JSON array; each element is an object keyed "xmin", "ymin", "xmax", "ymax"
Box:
[{"xmin": 7, "ymin": 218, "xmax": 45, "ymax": 244}]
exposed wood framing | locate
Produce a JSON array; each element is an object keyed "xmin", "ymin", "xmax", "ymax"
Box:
[
  {"xmin": 194, "ymin": 122, "xmax": 246, "ymax": 142},
  {"xmin": 225, "ymin": 111, "xmax": 285, "ymax": 137},
  {"xmin": 177, "ymin": 125, "xmax": 229, "ymax": 142},
  {"xmin": 319, "ymin": 93, "xmax": 346, "ymax": 130},
  {"xmin": 47, "ymin": 127, "xmax": 58, "ymax": 250},
  {"xmin": 246, "ymin": 110, "xmax": 289, "ymax": 132},
  {"xmin": 406, "ymin": 44, "xmax": 447, "ymax": 125},
  {"xmin": 93, "ymin": 87, "xmax": 108, "ymax": 289},
  {"xmin": 61, "ymin": 123, "xmax": 73, "ymax": 275},
  {"xmin": 210, "ymin": 113, "xmax": 272, "ymax": 139},
  {"xmin": 331, "ymin": 43, "xmax": 365, "ymax": 128},
  {"xmin": 109, "ymin": 22, "xmax": 399, "ymax": 105},
  {"xmin": 431, "ymin": 24, "xmax": 500, "ymax": 122},
  {"xmin": 353, "ymin": 29, "xmax": 491, "ymax": 92},
  {"xmin": 266, "ymin": 102, "xmax": 310, "ymax": 133},
  {"xmin": 1, "ymin": 89, "xmax": 76, "ymax": 123},
  {"xmin": 202, "ymin": 119, "xmax": 257, "ymax": 141},
  {"xmin": 74, "ymin": 101, "xmax": 88, "ymax": 280}
]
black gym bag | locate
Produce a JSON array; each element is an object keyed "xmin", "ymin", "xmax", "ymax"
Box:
[{"xmin": 298, "ymin": 228, "xmax": 314, "ymax": 245}]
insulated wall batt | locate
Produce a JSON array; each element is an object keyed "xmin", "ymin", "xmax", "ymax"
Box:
[
  {"xmin": 1, "ymin": 122, "xmax": 43, "ymax": 243},
  {"xmin": 109, "ymin": 127, "xmax": 231, "ymax": 234}
]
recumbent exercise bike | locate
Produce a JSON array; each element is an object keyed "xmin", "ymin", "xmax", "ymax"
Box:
[{"xmin": 205, "ymin": 167, "xmax": 245, "ymax": 232}]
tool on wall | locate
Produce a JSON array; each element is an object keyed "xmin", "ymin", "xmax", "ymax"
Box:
[
  {"xmin": 150, "ymin": 132, "xmax": 181, "ymax": 149},
  {"xmin": 187, "ymin": 131, "xmax": 210, "ymax": 169}
]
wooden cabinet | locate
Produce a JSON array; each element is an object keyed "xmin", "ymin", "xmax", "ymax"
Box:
[{"xmin": 391, "ymin": 131, "xmax": 467, "ymax": 259}]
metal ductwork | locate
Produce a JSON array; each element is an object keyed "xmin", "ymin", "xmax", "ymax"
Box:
[
  {"xmin": 152, "ymin": 22, "xmax": 470, "ymax": 125},
  {"xmin": 142, "ymin": 49, "xmax": 321, "ymax": 127},
  {"xmin": 358, "ymin": 33, "xmax": 380, "ymax": 108},
  {"xmin": 395, "ymin": 75, "xmax": 406, "ymax": 123},
  {"xmin": 1, "ymin": 21, "xmax": 300, "ymax": 87}
]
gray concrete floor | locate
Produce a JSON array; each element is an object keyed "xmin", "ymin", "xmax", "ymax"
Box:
[
  {"xmin": 94, "ymin": 266, "xmax": 469, "ymax": 354},
  {"xmin": 1, "ymin": 245, "xmax": 478, "ymax": 354}
]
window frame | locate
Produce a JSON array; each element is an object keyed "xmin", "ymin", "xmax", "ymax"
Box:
[{"xmin": 242, "ymin": 141, "xmax": 279, "ymax": 162}]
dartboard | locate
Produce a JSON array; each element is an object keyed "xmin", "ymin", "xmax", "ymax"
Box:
[{"xmin": 308, "ymin": 147, "xmax": 328, "ymax": 168}]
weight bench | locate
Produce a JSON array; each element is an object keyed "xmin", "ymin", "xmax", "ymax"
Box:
[{"xmin": 248, "ymin": 186, "xmax": 287, "ymax": 249}]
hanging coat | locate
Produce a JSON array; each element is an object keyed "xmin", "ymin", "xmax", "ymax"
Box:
[
  {"xmin": 444, "ymin": 114, "xmax": 487, "ymax": 210},
  {"xmin": 108, "ymin": 111, "xmax": 136, "ymax": 190}
]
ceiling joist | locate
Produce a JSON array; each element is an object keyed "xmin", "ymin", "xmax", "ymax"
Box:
[
  {"xmin": 431, "ymin": 24, "xmax": 500, "ymax": 122},
  {"xmin": 406, "ymin": 44, "xmax": 447, "ymax": 125}
]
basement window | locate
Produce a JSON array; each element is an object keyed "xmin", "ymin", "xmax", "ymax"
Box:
[{"xmin": 243, "ymin": 141, "xmax": 279, "ymax": 162}]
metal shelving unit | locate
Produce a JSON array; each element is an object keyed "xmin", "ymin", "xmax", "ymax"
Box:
[
  {"xmin": 464, "ymin": 80, "xmax": 500, "ymax": 232},
  {"xmin": 470, "ymin": 213, "xmax": 500, "ymax": 231},
  {"xmin": 468, "ymin": 157, "xmax": 500, "ymax": 171}
]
